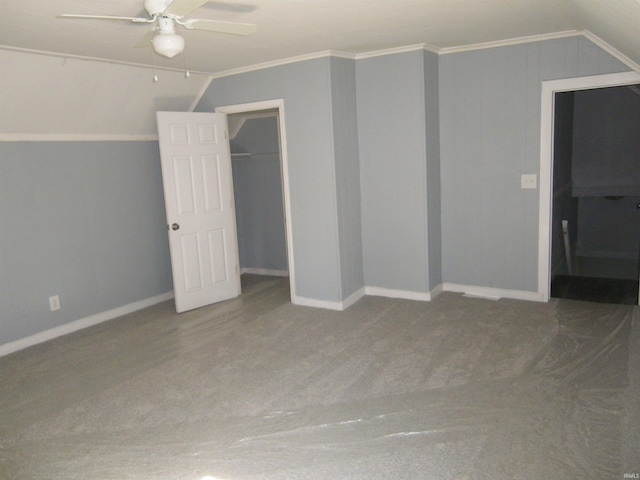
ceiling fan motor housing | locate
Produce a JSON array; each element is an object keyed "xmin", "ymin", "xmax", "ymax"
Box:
[
  {"xmin": 157, "ymin": 16, "xmax": 177, "ymax": 34},
  {"xmin": 144, "ymin": 0, "xmax": 174, "ymax": 17}
]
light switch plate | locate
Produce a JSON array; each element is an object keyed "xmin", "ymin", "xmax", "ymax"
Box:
[{"xmin": 521, "ymin": 174, "xmax": 537, "ymax": 189}]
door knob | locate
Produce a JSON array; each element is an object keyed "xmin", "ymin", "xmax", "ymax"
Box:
[{"xmin": 171, "ymin": 223, "xmax": 180, "ymax": 230}]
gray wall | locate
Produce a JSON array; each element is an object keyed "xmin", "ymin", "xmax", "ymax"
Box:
[
  {"xmin": 330, "ymin": 57, "xmax": 364, "ymax": 299},
  {"xmin": 3, "ymin": 35, "xmax": 634, "ymax": 348},
  {"xmin": 356, "ymin": 50, "xmax": 431, "ymax": 294},
  {"xmin": 424, "ymin": 50, "xmax": 443, "ymax": 290},
  {"xmin": 196, "ymin": 58, "xmax": 345, "ymax": 303},
  {"xmin": 0, "ymin": 141, "xmax": 172, "ymax": 344},
  {"xmin": 230, "ymin": 116, "xmax": 288, "ymax": 273},
  {"xmin": 439, "ymin": 36, "xmax": 631, "ymax": 292}
]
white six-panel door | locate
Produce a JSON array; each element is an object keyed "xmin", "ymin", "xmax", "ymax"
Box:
[{"xmin": 156, "ymin": 111, "xmax": 240, "ymax": 313}]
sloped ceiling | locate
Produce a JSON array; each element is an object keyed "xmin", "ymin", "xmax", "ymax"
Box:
[
  {"xmin": 1, "ymin": 0, "xmax": 639, "ymax": 137},
  {"xmin": 0, "ymin": 49, "xmax": 210, "ymax": 138}
]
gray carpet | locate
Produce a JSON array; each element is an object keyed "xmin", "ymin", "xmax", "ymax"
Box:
[{"xmin": 0, "ymin": 275, "xmax": 638, "ymax": 479}]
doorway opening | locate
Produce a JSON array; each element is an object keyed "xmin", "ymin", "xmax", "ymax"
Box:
[
  {"xmin": 216, "ymin": 100, "xmax": 296, "ymax": 303},
  {"xmin": 538, "ymin": 71, "xmax": 640, "ymax": 304}
]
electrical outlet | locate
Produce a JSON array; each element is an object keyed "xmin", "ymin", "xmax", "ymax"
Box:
[
  {"xmin": 49, "ymin": 295, "xmax": 61, "ymax": 311},
  {"xmin": 521, "ymin": 174, "xmax": 537, "ymax": 189}
]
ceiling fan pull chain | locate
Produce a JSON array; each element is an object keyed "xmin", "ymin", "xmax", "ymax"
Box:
[
  {"xmin": 150, "ymin": 48, "xmax": 159, "ymax": 82},
  {"xmin": 183, "ymin": 49, "xmax": 190, "ymax": 78}
]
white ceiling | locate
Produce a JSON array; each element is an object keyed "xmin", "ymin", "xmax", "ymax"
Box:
[
  {"xmin": 1, "ymin": 0, "xmax": 638, "ymax": 138},
  {"xmin": 1, "ymin": 0, "xmax": 639, "ymax": 75}
]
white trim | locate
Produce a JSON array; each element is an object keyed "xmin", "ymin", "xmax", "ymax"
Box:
[
  {"xmin": 215, "ymin": 99, "xmax": 287, "ymax": 115},
  {"xmin": 200, "ymin": 32, "xmax": 639, "ymax": 82},
  {"xmin": 326, "ymin": 50, "xmax": 357, "ymax": 60},
  {"xmin": 289, "ymin": 284, "xmax": 447, "ymax": 311},
  {"xmin": 293, "ymin": 289, "xmax": 367, "ymax": 311},
  {"xmin": 0, "ymin": 45, "xmax": 213, "ymax": 76},
  {"xmin": 184, "ymin": 31, "xmax": 597, "ymax": 80},
  {"xmin": 289, "ymin": 289, "xmax": 367, "ymax": 312},
  {"xmin": 355, "ymin": 44, "xmax": 430, "ymax": 60},
  {"xmin": 429, "ymin": 283, "xmax": 444, "ymax": 300},
  {"xmin": 342, "ymin": 287, "xmax": 366, "ymax": 309},
  {"xmin": 364, "ymin": 286, "xmax": 432, "ymax": 302},
  {"xmin": 6, "ymin": 31, "xmax": 636, "ymax": 87},
  {"xmin": 422, "ymin": 44, "xmax": 441, "ymax": 55},
  {"xmin": 292, "ymin": 296, "xmax": 346, "ymax": 311},
  {"xmin": 582, "ymin": 30, "xmax": 640, "ymax": 74},
  {"xmin": 538, "ymin": 71, "xmax": 640, "ymax": 302},
  {"xmin": 215, "ymin": 100, "xmax": 297, "ymax": 305},
  {"xmin": 207, "ymin": 45, "xmax": 433, "ymax": 80},
  {"xmin": 0, "ymin": 291, "xmax": 174, "ymax": 357},
  {"xmin": 188, "ymin": 75, "xmax": 214, "ymax": 112},
  {"xmin": 439, "ymin": 30, "xmax": 581, "ymax": 55},
  {"xmin": 0, "ymin": 134, "xmax": 158, "ymax": 142},
  {"xmin": 240, "ymin": 267, "xmax": 289, "ymax": 277},
  {"xmin": 209, "ymin": 50, "xmax": 354, "ymax": 80},
  {"xmin": 443, "ymin": 283, "xmax": 545, "ymax": 302},
  {"xmin": 437, "ymin": 30, "xmax": 639, "ymax": 74}
]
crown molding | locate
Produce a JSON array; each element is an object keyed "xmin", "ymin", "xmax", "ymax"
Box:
[
  {"xmin": 436, "ymin": 29, "xmax": 638, "ymax": 74},
  {"xmin": 208, "ymin": 50, "xmax": 355, "ymax": 79},
  {"xmin": 355, "ymin": 43, "xmax": 436, "ymax": 60},
  {"xmin": 4, "ymin": 29, "xmax": 637, "ymax": 91},
  {"xmin": 207, "ymin": 44, "xmax": 440, "ymax": 80},
  {"xmin": 438, "ymin": 30, "xmax": 582, "ymax": 55},
  {"xmin": 0, "ymin": 45, "xmax": 214, "ymax": 76},
  {"xmin": 0, "ymin": 133, "xmax": 158, "ymax": 142},
  {"xmin": 581, "ymin": 30, "xmax": 640, "ymax": 74}
]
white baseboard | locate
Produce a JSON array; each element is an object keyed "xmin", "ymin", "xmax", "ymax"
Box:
[
  {"xmin": 294, "ymin": 284, "xmax": 444, "ymax": 311},
  {"xmin": 442, "ymin": 283, "xmax": 545, "ymax": 302},
  {"xmin": 429, "ymin": 283, "xmax": 444, "ymax": 299},
  {"xmin": 293, "ymin": 287, "xmax": 364, "ymax": 311},
  {"xmin": 292, "ymin": 295, "xmax": 346, "ymax": 311},
  {"xmin": 0, "ymin": 291, "xmax": 174, "ymax": 357},
  {"xmin": 240, "ymin": 267, "xmax": 289, "ymax": 277},
  {"xmin": 341, "ymin": 287, "xmax": 366, "ymax": 309},
  {"xmin": 1, "ymin": 281, "xmax": 548, "ymax": 356},
  {"xmin": 365, "ymin": 286, "xmax": 433, "ymax": 301}
]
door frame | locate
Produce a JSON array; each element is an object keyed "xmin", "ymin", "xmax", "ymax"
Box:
[
  {"xmin": 215, "ymin": 99, "xmax": 297, "ymax": 302},
  {"xmin": 538, "ymin": 70, "xmax": 640, "ymax": 301}
]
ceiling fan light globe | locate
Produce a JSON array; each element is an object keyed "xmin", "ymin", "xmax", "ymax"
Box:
[{"xmin": 152, "ymin": 33, "xmax": 185, "ymax": 58}]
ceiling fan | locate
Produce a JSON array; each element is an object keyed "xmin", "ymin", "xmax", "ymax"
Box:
[{"xmin": 58, "ymin": 0, "xmax": 257, "ymax": 58}]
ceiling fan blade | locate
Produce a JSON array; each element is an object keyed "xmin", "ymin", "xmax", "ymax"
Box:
[
  {"xmin": 205, "ymin": 2, "xmax": 257, "ymax": 13},
  {"xmin": 184, "ymin": 19, "xmax": 257, "ymax": 35},
  {"xmin": 58, "ymin": 14, "xmax": 152, "ymax": 23},
  {"xmin": 164, "ymin": 0, "xmax": 212, "ymax": 18}
]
